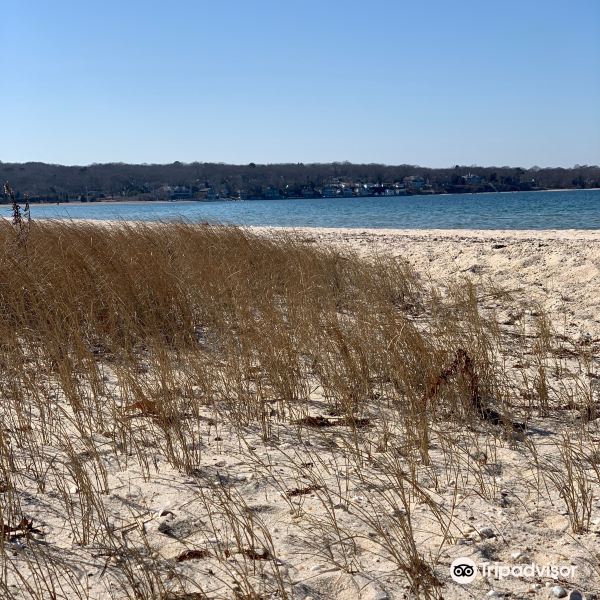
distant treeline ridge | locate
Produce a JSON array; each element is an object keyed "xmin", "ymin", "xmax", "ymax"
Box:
[{"xmin": 1, "ymin": 161, "xmax": 599, "ymax": 202}]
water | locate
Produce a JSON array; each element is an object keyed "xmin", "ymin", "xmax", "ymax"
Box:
[{"xmin": 20, "ymin": 189, "xmax": 600, "ymax": 229}]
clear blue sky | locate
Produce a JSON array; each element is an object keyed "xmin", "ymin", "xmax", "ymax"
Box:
[{"xmin": 3, "ymin": 0, "xmax": 599, "ymax": 167}]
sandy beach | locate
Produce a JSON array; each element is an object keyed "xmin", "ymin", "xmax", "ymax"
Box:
[
  {"xmin": 251, "ymin": 227, "xmax": 600, "ymax": 339},
  {"xmin": 2, "ymin": 220, "xmax": 599, "ymax": 600}
]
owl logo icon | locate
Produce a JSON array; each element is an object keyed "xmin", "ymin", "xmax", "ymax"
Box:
[{"xmin": 450, "ymin": 557, "xmax": 478, "ymax": 584}]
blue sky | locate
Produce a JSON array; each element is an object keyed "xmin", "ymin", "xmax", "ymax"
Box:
[{"xmin": 2, "ymin": 0, "xmax": 599, "ymax": 167}]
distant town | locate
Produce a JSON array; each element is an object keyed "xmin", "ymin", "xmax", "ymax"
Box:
[
  {"xmin": 1, "ymin": 162, "xmax": 599, "ymax": 203},
  {"xmin": 113, "ymin": 173, "xmax": 536, "ymax": 202}
]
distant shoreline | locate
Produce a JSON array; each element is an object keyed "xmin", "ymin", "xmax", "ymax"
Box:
[{"xmin": 10, "ymin": 186, "xmax": 600, "ymax": 207}]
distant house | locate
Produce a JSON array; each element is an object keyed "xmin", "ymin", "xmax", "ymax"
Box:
[
  {"xmin": 518, "ymin": 178, "xmax": 536, "ymax": 191},
  {"xmin": 321, "ymin": 184, "xmax": 339, "ymax": 198},
  {"xmin": 205, "ymin": 187, "xmax": 218, "ymax": 201},
  {"xmin": 301, "ymin": 186, "xmax": 316, "ymax": 198},
  {"xmin": 170, "ymin": 186, "xmax": 193, "ymax": 200},
  {"xmin": 341, "ymin": 186, "xmax": 354, "ymax": 197},
  {"xmin": 403, "ymin": 176, "xmax": 426, "ymax": 190},
  {"xmin": 462, "ymin": 173, "xmax": 484, "ymax": 185},
  {"xmin": 355, "ymin": 185, "xmax": 372, "ymax": 197}
]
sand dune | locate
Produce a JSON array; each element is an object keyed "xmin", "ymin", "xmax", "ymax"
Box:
[{"xmin": 251, "ymin": 227, "xmax": 600, "ymax": 339}]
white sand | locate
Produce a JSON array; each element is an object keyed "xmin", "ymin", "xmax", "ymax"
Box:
[{"xmin": 250, "ymin": 227, "xmax": 600, "ymax": 339}]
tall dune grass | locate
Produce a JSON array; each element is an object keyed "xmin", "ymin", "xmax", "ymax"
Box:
[{"xmin": 0, "ymin": 219, "xmax": 596, "ymax": 599}]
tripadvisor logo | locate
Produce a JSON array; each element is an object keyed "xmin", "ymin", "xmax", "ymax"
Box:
[
  {"xmin": 450, "ymin": 557, "xmax": 478, "ymax": 584},
  {"xmin": 450, "ymin": 556, "xmax": 578, "ymax": 584}
]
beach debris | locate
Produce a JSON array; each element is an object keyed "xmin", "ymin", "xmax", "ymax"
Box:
[
  {"xmin": 176, "ymin": 549, "xmax": 211, "ymax": 562},
  {"xmin": 551, "ymin": 586, "xmax": 568, "ymax": 598},
  {"xmin": 478, "ymin": 526, "xmax": 496, "ymax": 539},
  {"xmin": 338, "ymin": 416, "xmax": 371, "ymax": 428},
  {"xmin": 225, "ymin": 546, "xmax": 271, "ymax": 560},
  {"xmin": 423, "ymin": 348, "xmax": 525, "ymax": 431},
  {"xmin": 292, "ymin": 415, "xmax": 370, "ymax": 428},
  {"xmin": 157, "ymin": 517, "xmax": 201, "ymax": 539},
  {"xmin": 1, "ymin": 518, "xmax": 44, "ymax": 540},
  {"xmin": 285, "ymin": 484, "xmax": 322, "ymax": 498},
  {"xmin": 248, "ymin": 547, "xmax": 269, "ymax": 559},
  {"xmin": 292, "ymin": 415, "xmax": 334, "ymax": 427}
]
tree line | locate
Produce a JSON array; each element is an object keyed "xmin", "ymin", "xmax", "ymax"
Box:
[{"xmin": 1, "ymin": 161, "xmax": 599, "ymax": 201}]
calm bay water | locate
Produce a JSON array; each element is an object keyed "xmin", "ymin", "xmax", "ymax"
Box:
[{"xmin": 21, "ymin": 189, "xmax": 600, "ymax": 229}]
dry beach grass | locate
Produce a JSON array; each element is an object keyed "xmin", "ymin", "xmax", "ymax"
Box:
[{"xmin": 0, "ymin": 215, "xmax": 598, "ymax": 599}]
